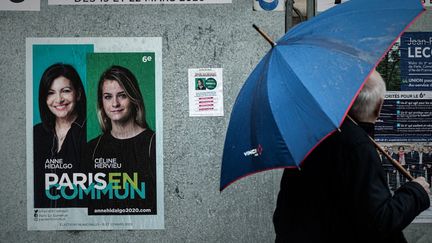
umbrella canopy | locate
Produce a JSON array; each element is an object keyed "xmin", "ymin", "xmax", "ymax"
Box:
[{"xmin": 220, "ymin": 0, "xmax": 425, "ymax": 191}]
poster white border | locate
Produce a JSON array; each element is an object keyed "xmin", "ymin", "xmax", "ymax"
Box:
[
  {"xmin": 188, "ymin": 68, "xmax": 224, "ymax": 117},
  {"xmin": 26, "ymin": 37, "xmax": 164, "ymax": 230}
]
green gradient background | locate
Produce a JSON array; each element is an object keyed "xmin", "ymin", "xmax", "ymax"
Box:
[
  {"xmin": 32, "ymin": 44, "xmax": 94, "ymax": 125},
  {"xmin": 86, "ymin": 53, "xmax": 156, "ymax": 141}
]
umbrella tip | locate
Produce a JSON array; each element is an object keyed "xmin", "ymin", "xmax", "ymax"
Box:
[{"xmin": 252, "ymin": 24, "xmax": 277, "ymax": 48}]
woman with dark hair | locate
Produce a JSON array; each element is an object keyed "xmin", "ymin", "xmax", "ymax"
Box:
[
  {"xmin": 87, "ymin": 65, "xmax": 156, "ymax": 214},
  {"xmin": 196, "ymin": 79, "xmax": 206, "ymax": 90},
  {"xmin": 33, "ymin": 63, "xmax": 86, "ymax": 208}
]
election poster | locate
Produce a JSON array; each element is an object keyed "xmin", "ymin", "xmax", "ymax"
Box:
[
  {"xmin": 422, "ymin": 0, "xmax": 432, "ymax": 7},
  {"xmin": 376, "ymin": 32, "xmax": 432, "ymax": 223},
  {"xmin": 400, "ymin": 32, "xmax": 432, "ymax": 91},
  {"xmin": 376, "ymin": 32, "xmax": 432, "ymax": 143},
  {"xmin": 188, "ymin": 68, "xmax": 224, "ymax": 117},
  {"xmin": 26, "ymin": 37, "xmax": 164, "ymax": 230}
]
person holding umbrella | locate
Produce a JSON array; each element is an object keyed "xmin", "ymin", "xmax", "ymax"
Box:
[{"xmin": 273, "ymin": 70, "xmax": 430, "ymax": 243}]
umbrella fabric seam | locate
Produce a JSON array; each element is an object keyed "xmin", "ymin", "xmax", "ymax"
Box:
[
  {"xmin": 264, "ymin": 50, "xmax": 301, "ymax": 165},
  {"xmin": 272, "ymin": 47, "xmax": 339, "ymax": 129}
]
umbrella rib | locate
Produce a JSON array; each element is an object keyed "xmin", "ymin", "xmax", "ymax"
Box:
[
  {"xmin": 264, "ymin": 49, "xmax": 341, "ymax": 166},
  {"xmin": 272, "ymin": 48, "xmax": 340, "ymax": 130},
  {"xmin": 259, "ymin": 52, "xmax": 298, "ymax": 164}
]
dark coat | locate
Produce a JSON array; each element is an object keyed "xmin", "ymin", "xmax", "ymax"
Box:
[
  {"xmin": 33, "ymin": 116, "xmax": 86, "ymax": 208},
  {"xmin": 85, "ymin": 129, "xmax": 157, "ymax": 215},
  {"xmin": 406, "ymin": 151, "xmax": 420, "ymax": 165},
  {"xmin": 273, "ymin": 119, "xmax": 430, "ymax": 243}
]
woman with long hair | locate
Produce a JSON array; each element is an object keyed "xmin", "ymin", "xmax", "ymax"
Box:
[{"xmin": 87, "ymin": 65, "xmax": 156, "ymax": 214}]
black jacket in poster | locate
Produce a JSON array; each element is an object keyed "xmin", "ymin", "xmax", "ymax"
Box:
[
  {"xmin": 33, "ymin": 116, "xmax": 86, "ymax": 208},
  {"xmin": 85, "ymin": 129, "xmax": 156, "ymax": 215},
  {"xmin": 273, "ymin": 119, "xmax": 430, "ymax": 243}
]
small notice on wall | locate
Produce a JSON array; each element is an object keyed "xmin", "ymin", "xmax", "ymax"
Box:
[
  {"xmin": 188, "ymin": 68, "xmax": 224, "ymax": 117},
  {"xmin": 0, "ymin": 0, "xmax": 40, "ymax": 11},
  {"xmin": 49, "ymin": 0, "xmax": 231, "ymax": 5}
]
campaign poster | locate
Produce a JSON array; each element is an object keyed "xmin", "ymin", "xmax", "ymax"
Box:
[
  {"xmin": 376, "ymin": 32, "xmax": 432, "ymax": 143},
  {"xmin": 253, "ymin": 0, "xmax": 285, "ymax": 11},
  {"xmin": 0, "ymin": 0, "xmax": 40, "ymax": 11},
  {"xmin": 26, "ymin": 37, "xmax": 164, "ymax": 230},
  {"xmin": 399, "ymin": 32, "xmax": 432, "ymax": 91},
  {"xmin": 422, "ymin": 0, "xmax": 432, "ymax": 7},
  {"xmin": 376, "ymin": 32, "xmax": 432, "ymax": 223},
  {"xmin": 376, "ymin": 91, "xmax": 432, "ymax": 142},
  {"xmin": 48, "ymin": 0, "xmax": 231, "ymax": 5},
  {"xmin": 188, "ymin": 68, "xmax": 224, "ymax": 117}
]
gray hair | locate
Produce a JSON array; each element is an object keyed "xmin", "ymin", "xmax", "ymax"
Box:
[{"xmin": 349, "ymin": 70, "xmax": 386, "ymax": 122}]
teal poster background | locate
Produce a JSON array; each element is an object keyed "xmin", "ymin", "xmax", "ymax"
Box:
[
  {"xmin": 32, "ymin": 44, "xmax": 94, "ymax": 125},
  {"xmin": 86, "ymin": 52, "xmax": 156, "ymax": 141}
]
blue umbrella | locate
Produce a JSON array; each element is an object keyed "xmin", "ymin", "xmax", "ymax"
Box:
[{"xmin": 220, "ymin": 0, "xmax": 425, "ymax": 191}]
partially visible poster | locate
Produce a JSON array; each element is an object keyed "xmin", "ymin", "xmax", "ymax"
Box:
[
  {"xmin": 376, "ymin": 32, "xmax": 432, "ymax": 143},
  {"xmin": 376, "ymin": 32, "xmax": 432, "ymax": 223},
  {"xmin": 317, "ymin": 0, "xmax": 349, "ymax": 13},
  {"xmin": 0, "ymin": 0, "xmax": 40, "ymax": 11},
  {"xmin": 26, "ymin": 37, "xmax": 164, "ymax": 230},
  {"xmin": 376, "ymin": 91, "xmax": 432, "ymax": 142},
  {"xmin": 188, "ymin": 68, "xmax": 224, "ymax": 117},
  {"xmin": 49, "ymin": 0, "xmax": 231, "ymax": 5},
  {"xmin": 253, "ymin": 0, "xmax": 285, "ymax": 11},
  {"xmin": 400, "ymin": 32, "xmax": 432, "ymax": 91},
  {"xmin": 422, "ymin": 0, "xmax": 432, "ymax": 7}
]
